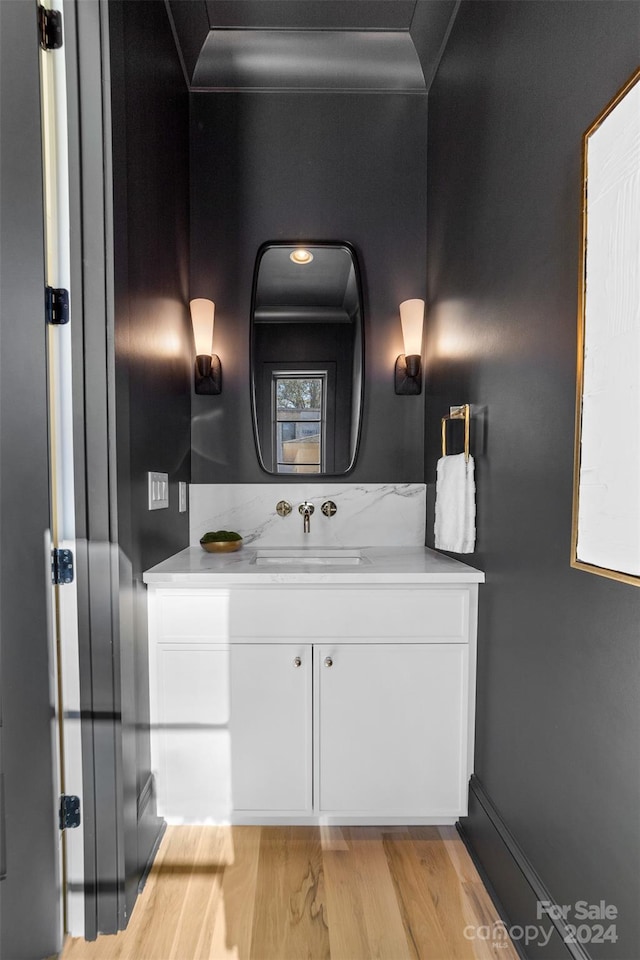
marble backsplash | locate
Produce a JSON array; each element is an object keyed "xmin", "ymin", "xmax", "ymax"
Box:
[{"xmin": 189, "ymin": 483, "xmax": 426, "ymax": 548}]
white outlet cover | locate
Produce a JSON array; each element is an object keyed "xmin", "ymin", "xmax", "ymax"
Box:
[
  {"xmin": 148, "ymin": 472, "xmax": 169, "ymax": 510},
  {"xmin": 179, "ymin": 481, "xmax": 188, "ymax": 513}
]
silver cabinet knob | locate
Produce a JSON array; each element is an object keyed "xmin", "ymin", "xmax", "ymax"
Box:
[
  {"xmin": 324, "ymin": 657, "xmax": 333, "ymax": 668},
  {"xmin": 293, "ymin": 657, "xmax": 302, "ymax": 667}
]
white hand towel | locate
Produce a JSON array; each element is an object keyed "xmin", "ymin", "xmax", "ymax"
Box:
[{"xmin": 434, "ymin": 453, "xmax": 476, "ymax": 553}]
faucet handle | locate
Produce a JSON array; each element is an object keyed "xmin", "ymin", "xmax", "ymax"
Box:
[{"xmin": 321, "ymin": 500, "xmax": 337, "ymax": 518}]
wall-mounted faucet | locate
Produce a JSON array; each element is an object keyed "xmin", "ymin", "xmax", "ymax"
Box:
[{"xmin": 298, "ymin": 501, "xmax": 315, "ymax": 534}]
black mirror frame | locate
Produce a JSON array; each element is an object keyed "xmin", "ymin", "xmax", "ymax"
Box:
[{"xmin": 249, "ymin": 240, "xmax": 365, "ymax": 479}]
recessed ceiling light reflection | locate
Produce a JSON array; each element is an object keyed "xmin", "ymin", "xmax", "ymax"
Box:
[{"xmin": 290, "ymin": 248, "xmax": 314, "ymax": 265}]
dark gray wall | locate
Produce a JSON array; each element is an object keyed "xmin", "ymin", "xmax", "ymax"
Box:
[
  {"xmin": 109, "ymin": 0, "xmax": 191, "ymax": 925},
  {"xmin": 190, "ymin": 91, "xmax": 427, "ymax": 482},
  {"xmin": 0, "ymin": 2, "xmax": 60, "ymax": 957},
  {"xmin": 425, "ymin": 3, "xmax": 640, "ymax": 955}
]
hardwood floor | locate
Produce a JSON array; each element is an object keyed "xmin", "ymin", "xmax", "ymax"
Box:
[{"xmin": 62, "ymin": 825, "xmax": 519, "ymax": 960}]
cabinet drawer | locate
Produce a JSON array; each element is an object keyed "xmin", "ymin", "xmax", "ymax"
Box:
[
  {"xmin": 156, "ymin": 590, "xmax": 230, "ymax": 640},
  {"xmin": 230, "ymin": 588, "xmax": 469, "ymax": 641}
]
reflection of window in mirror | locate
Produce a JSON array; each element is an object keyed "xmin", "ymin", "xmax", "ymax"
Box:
[
  {"xmin": 261, "ymin": 361, "xmax": 337, "ymax": 473},
  {"xmin": 274, "ymin": 373, "xmax": 326, "ymax": 474}
]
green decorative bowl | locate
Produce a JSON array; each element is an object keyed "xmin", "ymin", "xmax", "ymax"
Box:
[{"xmin": 200, "ymin": 531, "xmax": 243, "ymax": 554}]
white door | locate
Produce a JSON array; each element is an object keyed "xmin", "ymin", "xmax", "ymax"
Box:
[
  {"xmin": 317, "ymin": 643, "xmax": 469, "ymax": 816},
  {"xmin": 230, "ymin": 644, "xmax": 312, "ymax": 813},
  {"xmin": 38, "ymin": 0, "xmax": 85, "ymax": 937}
]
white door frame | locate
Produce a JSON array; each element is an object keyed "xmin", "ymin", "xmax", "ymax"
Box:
[{"xmin": 38, "ymin": 0, "xmax": 85, "ymax": 938}]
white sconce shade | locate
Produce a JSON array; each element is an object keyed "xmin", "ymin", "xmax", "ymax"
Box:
[
  {"xmin": 395, "ymin": 298, "xmax": 424, "ymax": 395},
  {"xmin": 190, "ymin": 298, "xmax": 215, "ymax": 356},
  {"xmin": 399, "ymin": 299, "xmax": 424, "ymax": 357},
  {"xmin": 190, "ymin": 298, "xmax": 221, "ymax": 395}
]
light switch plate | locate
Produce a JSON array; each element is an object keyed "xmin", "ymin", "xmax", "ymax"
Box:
[
  {"xmin": 179, "ymin": 481, "xmax": 187, "ymax": 513},
  {"xmin": 148, "ymin": 472, "xmax": 169, "ymax": 510}
]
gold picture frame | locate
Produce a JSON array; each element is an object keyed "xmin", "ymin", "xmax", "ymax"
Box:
[{"xmin": 572, "ymin": 66, "xmax": 640, "ymax": 585}]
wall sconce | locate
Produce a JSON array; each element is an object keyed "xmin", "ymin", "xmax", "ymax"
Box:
[
  {"xmin": 394, "ymin": 298, "xmax": 424, "ymax": 395},
  {"xmin": 190, "ymin": 298, "xmax": 221, "ymax": 395}
]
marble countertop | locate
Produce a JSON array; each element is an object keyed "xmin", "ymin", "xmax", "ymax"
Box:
[{"xmin": 143, "ymin": 545, "xmax": 485, "ymax": 585}]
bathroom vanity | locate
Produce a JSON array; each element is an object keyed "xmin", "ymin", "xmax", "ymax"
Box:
[{"xmin": 143, "ymin": 545, "xmax": 484, "ymax": 825}]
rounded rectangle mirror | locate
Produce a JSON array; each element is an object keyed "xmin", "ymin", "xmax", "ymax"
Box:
[{"xmin": 250, "ymin": 242, "xmax": 364, "ymax": 476}]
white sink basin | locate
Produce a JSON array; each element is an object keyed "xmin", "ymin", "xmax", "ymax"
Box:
[{"xmin": 255, "ymin": 548, "xmax": 365, "ymax": 566}]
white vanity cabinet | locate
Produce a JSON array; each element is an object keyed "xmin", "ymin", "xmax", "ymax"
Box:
[{"xmin": 146, "ymin": 575, "xmax": 480, "ymax": 825}]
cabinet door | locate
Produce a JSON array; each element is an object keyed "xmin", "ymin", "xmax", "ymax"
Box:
[
  {"xmin": 317, "ymin": 643, "xmax": 468, "ymax": 816},
  {"xmin": 155, "ymin": 642, "xmax": 232, "ymax": 821},
  {"xmin": 230, "ymin": 644, "xmax": 312, "ymax": 813}
]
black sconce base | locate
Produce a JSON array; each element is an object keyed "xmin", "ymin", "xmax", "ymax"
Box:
[
  {"xmin": 195, "ymin": 354, "xmax": 222, "ymax": 395},
  {"xmin": 394, "ymin": 354, "xmax": 422, "ymax": 395}
]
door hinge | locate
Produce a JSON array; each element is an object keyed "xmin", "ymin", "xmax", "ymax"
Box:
[
  {"xmin": 45, "ymin": 286, "xmax": 69, "ymax": 325},
  {"xmin": 59, "ymin": 795, "xmax": 80, "ymax": 830},
  {"xmin": 51, "ymin": 548, "xmax": 74, "ymax": 585},
  {"xmin": 38, "ymin": 6, "xmax": 63, "ymax": 50}
]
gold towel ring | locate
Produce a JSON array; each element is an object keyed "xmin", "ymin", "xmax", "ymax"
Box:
[{"xmin": 441, "ymin": 404, "xmax": 470, "ymax": 463}]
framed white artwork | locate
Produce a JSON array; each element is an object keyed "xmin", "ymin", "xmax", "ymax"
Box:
[{"xmin": 572, "ymin": 66, "xmax": 640, "ymax": 584}]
